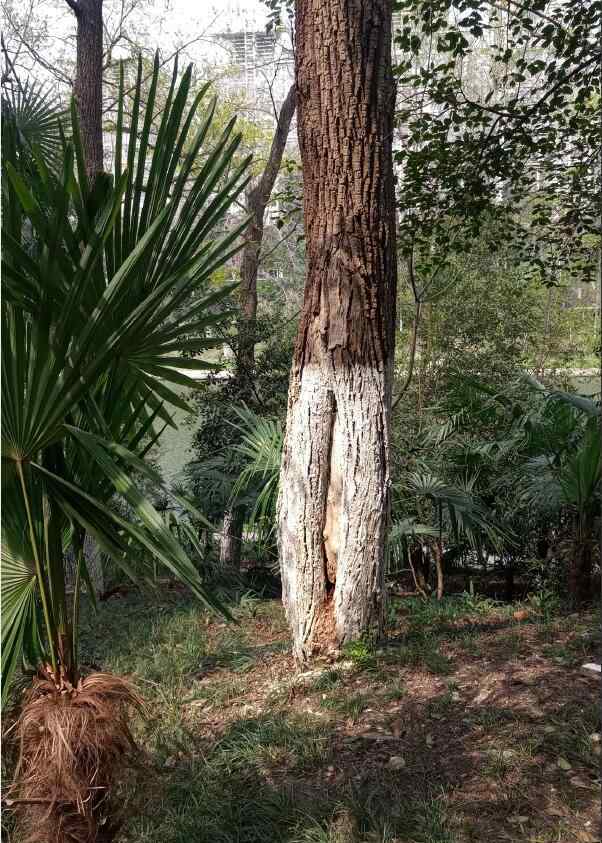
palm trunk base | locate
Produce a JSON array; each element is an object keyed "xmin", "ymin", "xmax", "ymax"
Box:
[{"xmin": 9, "ymin": 672, "xmax": 141, "ymax": 843}]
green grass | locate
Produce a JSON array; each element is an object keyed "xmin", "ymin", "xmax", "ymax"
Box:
[
  {"xmin": 212, "ymin": 713, "xmax": 332, "ymax": 773},
  {"xmin": 541, "ymin": 702, "xmax": 600, "ymax": 770},
  {"xmin": 4, "ymin": 590, "xmax": 595, "ymax": 843},
  {"xmin": 319, "ymin": 691, "xmax": 370, "ymax": 723},
  {"xmin": 382, "ymin": 680, "xmax": 406, "ymax": 702},
  {"xmin": 383, "ymin": 633, "xmax": 455, "ymax": 676},
  {"xmin": 427, "ymin": 689, "xmax": 457, "ymax": 719},
  {"xmin": 471, "ymin": 707, "xmax": 515, "ymax": 729},
  {"xmin": 309, "ymin": 668, "xmax": 344, "ymax": 692},
  {"xmin": 340, "ymin": 639, "xmax": 378, "ymax": 671},
  {"xmin": 402, "ymin": 594, "xmax": 500, "ymax": 629}
]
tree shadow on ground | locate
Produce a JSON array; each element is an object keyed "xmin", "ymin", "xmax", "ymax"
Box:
[
  {"xmin": 70, "ymin": 592, "xmax": 600, "ymax": 842},
  {"xmin": 116, "ymin": 661, "xmax": 600, "ymax": 842}
]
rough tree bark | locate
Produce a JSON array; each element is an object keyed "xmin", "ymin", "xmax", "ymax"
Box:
[
  {"xmin": 219, "ymin": 507, "xmax": 245, "ymax": 568},
  {"xmin": 278, "ymin": 0, "xmax": 397, "ymax": 661},
  {"xmin": 65, "ymin": 0, "xmax": 104, "ymax": 185},
  {"xmin": 219, "ymin": 84, "xmax": 297, "ymax": 567}
]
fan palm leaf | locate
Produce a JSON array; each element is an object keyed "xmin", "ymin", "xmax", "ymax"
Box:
[
  {"xmin": 1, "ymin": 58, "xmax": 250, "ymax": 701},
  {"xmin": 230, "ymin": 408, "xmax": 283, "ymax": 526}
]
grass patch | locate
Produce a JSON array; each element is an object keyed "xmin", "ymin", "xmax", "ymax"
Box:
[
  {"xmin": 382, "ymin": 680, "xmax": 406, "ymax": 702},
  {"xmin": 541, "ymin": 702, "xmax": 600, "ymax": 770},
  {"xmin": 402, "ymin": 594, "xmax": 499, "ymax": 629},
  {"xmin": 310, "ymin": 668, "xmax": 344, "ymax": 692},
  {"xmin": 340, "ymin": 640, "xmax": 378, "ymax": 671},
  {"xmin": 383, "ymin": 634, "xmax": 455, "ymax": 675},
  {"xmin": 212, "ymin": 713, "xmax": 332, "ymax": 774},
  {"xmin": 320, "ymin": 691, "xmax": 370, "ymax": 723},
  {"xmin": 427, "ymin": 689, "xmax": 456, "ymax": 719},
  {"xmin": 471, "ymin": 706, "xmax": 515, "ymax": 729},
  {"xmin": 34, "ymin": 593, "xmax": 594, "ymax": 843}
]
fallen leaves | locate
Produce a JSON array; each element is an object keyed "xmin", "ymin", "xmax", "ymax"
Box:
[
  {"xmin": 512, "ymin": 610, "xmax": 530, "ymax": 622},
  {"xmin": 569, "ymin": 776, "xmax": 596, "ymax": 790}
]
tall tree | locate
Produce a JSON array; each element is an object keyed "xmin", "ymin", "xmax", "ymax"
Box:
[
  {"xmin": 278, "ymin": 0, "xmax": 397, "ymax": 661},
  {"xmin": 219, "ymin": 83, "xmax": 297, "ymax": 568},
  {"xmin": 65, "ymin": 0, "xmax": 104, "ymax": 183}
]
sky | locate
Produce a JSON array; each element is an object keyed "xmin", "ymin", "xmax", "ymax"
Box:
[{"xmin": 1, "ymin": 0, "xmax": 285, "ymax": 92}]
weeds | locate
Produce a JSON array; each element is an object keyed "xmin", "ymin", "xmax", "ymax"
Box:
[
  {"xmin": 320, "ymin": 691, "xmax": 370, "ymax": 723},
  {"xmin": 403, "ymin": 594, "xmax": 498, "ymax": 629},
  {"xmin": 341, "ymin": 640, "xmax": 378, "ymax": 671},
  {"xmin": 310, "ymin": 668, "xmax": 344, "ymax": 692},
  {"xmin": 383, "ymin": 634, "xmax": 454, "ymax": 675}
]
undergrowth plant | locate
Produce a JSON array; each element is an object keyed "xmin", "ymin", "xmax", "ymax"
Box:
[{"xmin": 1, "ymin": 56, "xmax": 249, "ymax": 840}]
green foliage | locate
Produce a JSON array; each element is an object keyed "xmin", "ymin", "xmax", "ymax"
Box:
[
  {"xmin": 405, "ymin": 372, "xmax": 600, "ymax": 597},
  {"xmin": 340, "ymin": 639, "xmax": 378, "ymax": 672},
  {"xmin": 230, "ymin": 409, "xmax": 283, "ymax": 527},
  {"xmin": 393, "ymin": 0, "xmax": 601, "ymax": 283},
  {"xmin": 319, "ymin": 691, "xmax": 369, "ymax": 722},
  {"xmin": 186, "ymin": 316, "xmax": 292, "ymax": 562},
  {"xmin": 395, "ymin": 471, "xmax": 507, "ymax": 553},
  {"xmin": 1, "ymin": 81, "xmax": 67, "ymax": 175},
  {"xmin": 1, "ymin": 56, "xmax": 250, "ymax": 701},
  {"xmin": 402, "ymin": 593, "xmax": 499, "ymax": 628}
]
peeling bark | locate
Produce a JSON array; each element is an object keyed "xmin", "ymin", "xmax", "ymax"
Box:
[{"xmin": 278, "ymin": 0, "xmax": 397, "ymax": 661}]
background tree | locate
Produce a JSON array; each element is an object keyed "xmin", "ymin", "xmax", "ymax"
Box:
[
  {"xmin": 393, "ymin": 0, "xmax": 601, "ymax": 285},
  {"xmin": 64, "ymin": 0, "xmax": 104, "ymax": 182},
  {"xmin": 219, "ymin": 82, "xmax": 297, "ymax": 567}
]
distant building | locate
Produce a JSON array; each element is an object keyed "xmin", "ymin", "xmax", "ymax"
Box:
[{"xmin": 213, "ymin": 25, "xmax": 294, "ymax": 109}]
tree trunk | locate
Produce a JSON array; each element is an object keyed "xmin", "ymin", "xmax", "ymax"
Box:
[
  {"xmin": 219, "ymin": 87, "xmax": 297, "ymax": 569},
  {"xmin": 434, "ymin": 541, "xmax": 444, "ymax": 601},
  {"xmin": 278, "ymin": 0, "xmax": 397, "ymax": 662},
  {"xmin": 219, "ymin": 508, "xmax": 244, "ymax": 569},
  {"xmin": 67, "ymin": 0, "xmax": 104, "ymax": 185},
  {"xmin": 504, "ymin": 564, "xmax": 515, "ymax": 602},
  {"xmin": 238, "ymin": 83, "xmax": 296, "ymax": 377},
  {"xmin": 568, "ymin": 533, "xmax": 593, "ymax": 607}
]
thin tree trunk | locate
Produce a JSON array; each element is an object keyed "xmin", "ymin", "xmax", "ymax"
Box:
[
  {"xmin": 220, "ymin": 87, "xmax": 297, "ymax": 568},
  {"xmin": 66, "ymin": 0, "xmax": 104, "ymax": 185},
  {"xmin": 409, "ymin": 546, "xmax": 429, "ymax": 598},
  {"xmin": 278, "ymin": 0, "xmax": 397, "ymax": 661},
  {"xmin": 219, "ymin": 508, "xmax": 244, "ymax": 569},
  {"xmin": 504, "ymin": 563, "xmax": 514, "ymax": 602},
  {"xmin": 434, "ymin": 541, "xmax": 444, "ymax": 601},
  {"xmin": 568, "ymin": 524, "xmax": 593, "ymax": 607},
  {"xmin": 238, "ymin": 83, "xmax": 297, "ymax": 379}
]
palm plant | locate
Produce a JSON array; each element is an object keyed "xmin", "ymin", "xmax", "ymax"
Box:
[
  {"xmin": 1, "ymin": 80, "xmax": 66, "ymax": 175},
  {"xmin": 438, "ymin": 373, "xmax": 600, "ymax": 603},
  {"xmin": 392, "ymin": 471, "xmax": 506, "ymax": 599},
  {"xmin": 230, "ymin": 408, "xmax": 283, "ymax": 528},
  {"xmin": 518, "ymin": 397, "xmax": 600, "ymax": 605},
  {"xmin": 2, "ymin": 56, "xmax": 250, "ymax": 841},
  {"xmin": 186, "ymin": 408, "xmax": 284, "ymax": 564}
]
